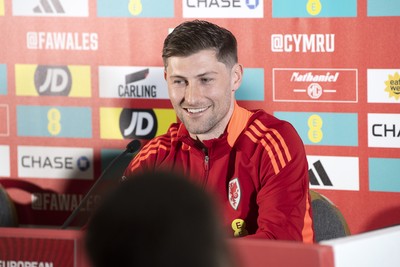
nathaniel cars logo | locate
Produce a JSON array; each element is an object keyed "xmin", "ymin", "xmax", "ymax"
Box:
[
  {"xmin": 183, "ymin": 0, "xmax": 263, "ymax": 18},
  {"xmin": 18, "ymin": 146, "xmax": 93, "ymax": 179},
  {"xmin": 12, "ymin": 0, "xmax": 89, "ymax": 17},
  {"xmin": 99, "ymin": 66, "xmax": 169, "ymax": 99},
  {"xmin": 273, "ymin": 68, "xmax": 358, "ymax": 102},
  {"xmin": 271, "ymin": 34, "xmax": 335, "ymax": 53},
  {"xmin": 307, "ymin": 155, "xmax": 359, "ymax": 191},
  {"xmin": 368, "ymin": 113, "xmax": 400, "ymax": 148}
]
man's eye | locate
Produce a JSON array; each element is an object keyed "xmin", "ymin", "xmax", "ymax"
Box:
[
  {"xmin": 201, "ymin": 78, "xmax": 213, "ymax": 83},
  {"xmin": 173, "ymin": 80, "xmax": 185, "ymax": 85}
]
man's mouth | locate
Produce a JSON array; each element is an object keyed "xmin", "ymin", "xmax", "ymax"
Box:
[{"xmin": 186, "ymin": 107, "xmax": 208, "ymax": 114}]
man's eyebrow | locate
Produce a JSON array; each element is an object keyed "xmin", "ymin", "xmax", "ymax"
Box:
[
  {"xmin": 169, "ymin": 71, "xmax": 218, "ymax": 79},
  {"xmin": 196, "ymin": 71, "xmax": 218, "ymax": 78},
  {"xmin": 169, "ymin": 74, "xmax": 186, "ymax": 79}
]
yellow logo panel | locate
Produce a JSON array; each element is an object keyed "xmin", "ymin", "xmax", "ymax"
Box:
[
  {"xmin": 15, "ymin": 64, "xmax": 91, "ymax": 97},
  {"xmin": 100, "ymin": 107, "xmax": 176, "ymax": 140},
  {"xmin": 0, "ymin": 0, "xmax": 4, "ymax": 16}
]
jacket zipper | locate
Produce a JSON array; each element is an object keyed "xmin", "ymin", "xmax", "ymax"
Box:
[{"xmin": 203, "ymin": 148, "xmax": 210, "ymax": 185}]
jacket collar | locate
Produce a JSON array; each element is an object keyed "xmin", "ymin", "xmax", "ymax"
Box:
[{"xmin": 177, "ymin": 101, "xmax": 253, "ymax": 147}]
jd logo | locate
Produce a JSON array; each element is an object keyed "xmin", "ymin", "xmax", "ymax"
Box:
[
  {"xmin": 119, "ymin": 109, "xmax": 157, "ymax": 139},
  {"xmin": 34, "ymin": 65, "xmax": 72, "ymax": 96}
]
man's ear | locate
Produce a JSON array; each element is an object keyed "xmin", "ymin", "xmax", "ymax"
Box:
[
  {"xmin": 231, "ymin": 63, "xmax": 243, "ymax": 92},
  {"xmin": 164, "ymin": 70, "xmax": 167, "ymax": 80}
]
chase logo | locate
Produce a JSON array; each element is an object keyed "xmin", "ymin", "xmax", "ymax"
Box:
[
  {"xmin": 236, "ymin": 68, "xmax": 264, "ymax": 101},
  {"xmin": 308, "ymin": 155, "xmax": 359, "ymax": 191},
  {"xmin": 273, "ymin": 68, "xmax": 358, "ymax": 103},
  {"xmin": 17, "ymin": 106, "xmax": 92, "ymax": 138},
  {"xmin": 15, "ymin": 64, "xmax": 91, "ymax": 97},
  {"xmin": 17, "ymin": 146, "xmax": 93, "ymax": 179},
  {"xmin": 0, "ymin": 64, "xmax": 6, "ymax": 95},
  {"xmin": 368, "ymin": 113, "xmax": 400, "ymax": 148},
  {"xmin": 369, "ymin": 158, "xmax": 400, "ymax": 192},
  {"xmin": 272, "ymin": 0, "xmax": 356, "ymax": 18},
  {"xmin": 97, "ymin": 0, "xmax": 174, "ymax": 18},
  {"xmin": 0, "ymin": 146, "xmax": 10, "ymax": 177},
  {"xmin": 274, "ymin": 112, "xmax": 358, "ymax": 146},
  {"xmin": 12, "ymin": 0, "xmax": 88, "ymax": 17},
  {"xmin": 368, "ymin": 0, "xmax": 400, "ymax": 17},
  {"xmin": 368, "ymin": 69, "xmax": 400, "ymax": 103},
  {"xmin": 100, "ymin": 107, "xmax": 176, "ymax": 140},
  {"xmin": 99, "ymin": 66, "xmax": 168, "ymax": 99},
  {"xmin": 183, "ymin": 0, "xmax": 263, "ymax": 18}
]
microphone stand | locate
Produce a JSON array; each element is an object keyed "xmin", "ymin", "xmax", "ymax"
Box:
[{"xmin": 61, "ymin": 139, "xmax": 141, "ymax": 229}]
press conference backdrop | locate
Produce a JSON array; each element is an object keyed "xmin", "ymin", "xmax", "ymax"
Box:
[{"xmin": 0, "ymin": 0, "xmax": 399, "ymax": 234}]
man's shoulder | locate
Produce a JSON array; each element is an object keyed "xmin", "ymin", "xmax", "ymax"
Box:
[
  {"xmin": 236, "ymin": 109, "xmax": 302, "ymax": 152},
  {"xmin": 247, "ymin": 110, "xmax": 297, "ymax": 136},
  {"xmin": 144, "ymin": 122, "xmax": 180, "ymax": 146}
]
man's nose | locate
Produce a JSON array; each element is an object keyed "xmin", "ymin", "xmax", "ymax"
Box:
[{"xmin": 185, "ymin": 82, "xmax": 201, "ymax": 104}]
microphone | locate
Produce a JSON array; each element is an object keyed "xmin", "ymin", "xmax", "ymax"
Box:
[{"xmin": 61, "ymin": 139, "xmax": 141, "ymax": 229}]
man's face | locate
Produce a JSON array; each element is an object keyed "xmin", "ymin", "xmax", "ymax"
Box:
[{"xmin": 165, "ymin": 49, "xmax": 242, "ymax": 141}]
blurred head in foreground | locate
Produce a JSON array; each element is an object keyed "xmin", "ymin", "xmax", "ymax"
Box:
[{"xmin": 85, "ymin": 170, "xmax": 232, "ymax": 267}]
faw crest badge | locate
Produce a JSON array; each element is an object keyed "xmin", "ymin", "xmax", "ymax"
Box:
[{"xmin": 228, "ymin": 178, "xmax": 241, "ymax": 210}]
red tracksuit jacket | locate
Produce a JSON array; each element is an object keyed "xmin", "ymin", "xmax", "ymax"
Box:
[{"xmin": 123, "ymin": 102, "xmax": 314, "ymax": 243}]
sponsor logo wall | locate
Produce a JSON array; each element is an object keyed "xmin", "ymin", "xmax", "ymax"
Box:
[{"xmin": 0, "ymin": 0, "xmax": 399, "ymax": 235}]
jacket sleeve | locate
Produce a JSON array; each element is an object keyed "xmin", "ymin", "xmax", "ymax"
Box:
[{"xmin": 251, "ymin": 122, "xmax": 314, "ymax": 243}]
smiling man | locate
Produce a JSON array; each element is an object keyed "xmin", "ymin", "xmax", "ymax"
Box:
[{"xmin": 123, "ymin": 20, "xmax": 314, "ymax": 243}]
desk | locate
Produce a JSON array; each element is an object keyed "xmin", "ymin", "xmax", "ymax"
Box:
[{"xmin": 0, "ymin": 227, "xmax": 334, "ymax": 267}]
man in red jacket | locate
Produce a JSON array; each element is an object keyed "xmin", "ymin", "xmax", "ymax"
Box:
[{"xmin": 123, "ymin": 20, "xmax": 314, "ymax": 243}]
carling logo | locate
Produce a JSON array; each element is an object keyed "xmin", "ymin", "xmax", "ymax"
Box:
[
  {"xmin": 183, "ymin": 0, "xmax": 263, "ymax": 18},
  {"xmin": 307, "ymin": 155, "xmax": 359, "ymax": 191},
  {"xmin": 272, "ymin": 0, "xmax": 357, "ymax": 18},
  {"xmin": 17, "ymin": 146, "xmax": 93, "ymax": 179},
  {"xmin": 0, "ymin": 145, "xmax": 10, "ymax": 177},
  {"xmin": 12, "ymin": 0, "xmax": 88, "ymax": 17},
  {"xmin": 368, "ymin": 113, "xmax": 400, "ymax": 148},
  {"xmin": 273, "ymin": 68, "xmax": 358, "ymax": 102},
  {"xmin": 271, "ymin": 34, "xmax": 335, "ymax": 53},
  {"xmin": 17, "ymin": 106, "xmax": 92, "ymax": 138},
  {"xmin": 274, "ymin": 112, "xmax": 358, "ymax": 146},
  {"xmin": 15, "ymin": 64, "xmax": 91, "ymax": 97},
  {"xmin": 0, "ymin": 104, "xmax": 9, "ymax": 136},
  {"xmin": 99, "ymin": 66, "xmax": 169, "ymax": 99},
  {"xmin": 97, "ymin": 0, "xmax": 174, "ymax": 18},
  {"xmin": 368, "ymin": 69, "xmax": 400, "ymax": 103},
  {"xmin": 26, "ymin": 32, "xmax": 98, "ymax": 51},
  {"xmin": 100, "ymin": 107, "xmax": 176, "ymax": 140}
]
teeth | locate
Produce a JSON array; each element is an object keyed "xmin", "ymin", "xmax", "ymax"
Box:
[{"xmin": 187, "ymin": 107, "xmax": 207, "ymax": 113}]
